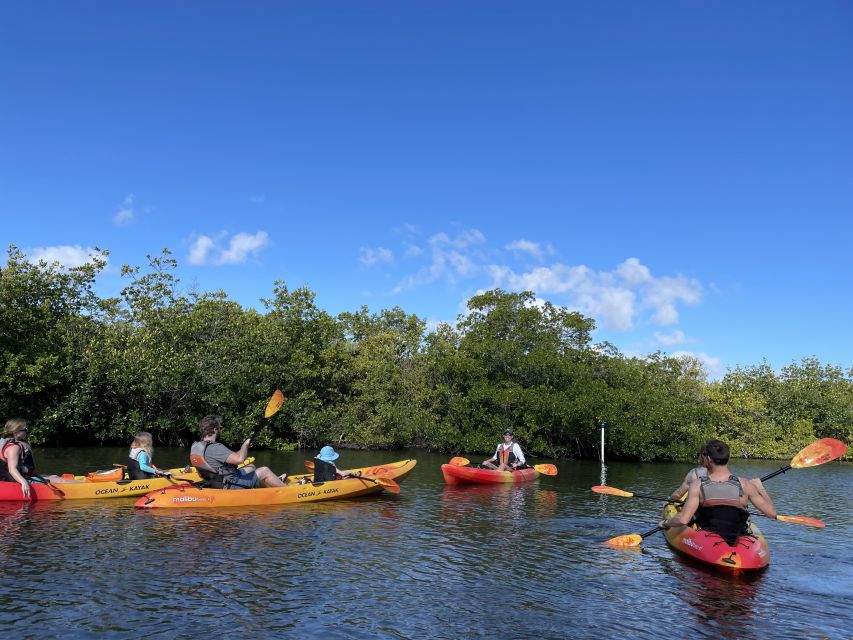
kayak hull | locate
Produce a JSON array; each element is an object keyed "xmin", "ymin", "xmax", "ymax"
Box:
[
  {"xmin": 441, "ymin": 464, "xmax": 539, "ymax": 485},
  {"xmin": 0, "ymin": 465, "xmax": 207, "ymax": 501},
  {"xmin": 662, "ymin": 502, "xmax": 770, "ymax": 571},
  {"xmin": 135, "ymin": 459, "xmax": 417, "ymax": 509}
]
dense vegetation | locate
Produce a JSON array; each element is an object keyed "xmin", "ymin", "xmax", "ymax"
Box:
[{"xmin": 1, "ymin": 246, "xmax": 850, "ymax": 461}]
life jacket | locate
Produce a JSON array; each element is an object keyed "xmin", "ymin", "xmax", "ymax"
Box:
[
  {"xmin": 497, "ymin": 443, "xmax": 518, "ymax": 467},
  {"xmin": 189, "ymin": 441, "xmax": 236, "ymax": 489},
  {"xmin": 696, "ymin": 473, "xmax": 749, "ymax": 545},
  {"xmin": 313, "ymin": 458, "xmax": 337, "ymax": 482},
  {"xmin": 127, "ymin": 447, "xmax": 155, "ymax": 480},
  {"xmin": 0, "ymin": 438, "xmax": 36, "ymax": 482}
]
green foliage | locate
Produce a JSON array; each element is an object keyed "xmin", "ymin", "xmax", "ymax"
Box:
[{"xmin": 1, "ymin": 246, "xmax": 849, "ymax": 460}]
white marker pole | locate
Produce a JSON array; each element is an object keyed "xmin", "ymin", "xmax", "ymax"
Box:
[{"xmin": 600, "ymin": 420, "xmax": 606, "ymax": 463}]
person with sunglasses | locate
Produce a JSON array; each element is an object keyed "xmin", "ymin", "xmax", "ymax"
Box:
[
  {"xmin": 0, "ymin": 418, "xmax": 74, "ymax": 498},
  {"xmin": 481, "ymin": 430, "xmax": 526, "ymax": 472}
]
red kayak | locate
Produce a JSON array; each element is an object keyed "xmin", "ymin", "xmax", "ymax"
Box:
[
  {"xmin": 662, "ymin": 502, "xmax": 770, "ymax": 571},
  {"xmin": 441, "ymin": 464, "xmax": 539, "ymax": 485}
]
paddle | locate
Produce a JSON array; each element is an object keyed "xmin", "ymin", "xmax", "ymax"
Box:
[
  {"xmin": 591, "ymin": 485, "xmax": 825, "ymax": 527},
  {"xmin": 30, "ymin": 474, "xmax": 65, "ymax": 498},
  {"xmin": 604, "ymin": 437, "xmax": 847, "ymax": 547},
  {"xmin": 302, "ymin": 459, "xmax": 399, "ymax": 492},
  {"xmin": 448, "ymin": 456, "xmax": 558, "ymax": 475},
  {"xmin": 248, "ymin": 389, "xmax": 285, "ymax": 447}
]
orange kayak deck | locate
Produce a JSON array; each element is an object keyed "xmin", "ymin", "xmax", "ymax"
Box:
[
  {"xmin": 441, "ymin": 464, "xmax": 539, "ymax": 485},
  {"xmin": 135, "ymin": 459, "xmax": 417, "ymax": 509}
]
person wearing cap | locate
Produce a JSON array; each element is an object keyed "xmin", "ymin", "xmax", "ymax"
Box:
[
  {"xmin": 661, "ymin": 439, "xmax": 776, "ymax": 546},
  {"xmin": 312, "ymin": 445, "xmax": 361, "ymax": 482},
  {"xmin": 481, "ymin": 430, "xmax": 526, "ymax": 472}
]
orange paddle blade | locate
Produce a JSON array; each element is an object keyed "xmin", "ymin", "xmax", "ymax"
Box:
[
  {"xmin": 264, "ymin": 389, "xmax": 285, "ymax": 418},
  {"xmin": 776, "ymin": 515, "xmax": 825, "ymax": 528},
  {"xmin": 606, "ymin": 534, "xmax": 643, "ymax": 547},
  {"xmin": 591, "ymin": 485, "xmax": 633, "ymax": 497},
  {"xmin": 304, "ymin": 460, "xmax": 315, "ymax": 471},
  {"xmin": 790, "ymin": 438, "xmax": 847, "ymax": 468},
  {"xmin": 449, "ymin": 457, "xmax": 470, "ymax": 466},
  {"xmin": 534, "ymin": 464, "xmax": 558, "ymax": 476},
  {"xmin": 371, "ymin": 476, "xmax": 401, "ymax": 494}
]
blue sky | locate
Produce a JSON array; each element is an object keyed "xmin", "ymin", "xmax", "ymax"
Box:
[{"xmin": 2, "ymin": 2, "xmax": 851, "ymax": 379}]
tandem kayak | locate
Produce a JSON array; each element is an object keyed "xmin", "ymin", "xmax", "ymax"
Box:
[
  {"xmin": 134, "ymin": 459, "xmax": 417, "ymax": 509},
  {"xmin": 0, "ymin": 465, "xmax": 209, "ymax": 501},
  {"xmin": 662, "ymin": 502, "xmax": 770, "ymax": 571},
  {"xmin": 441, "ymin": 464, "xmax": 539, "ymax": 485}
]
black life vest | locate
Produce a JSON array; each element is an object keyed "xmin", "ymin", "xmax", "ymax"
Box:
[
  {"xmin": 127, "ymin": 447, "xmax": 155, "ymax": 480},
  {"xmin": 497, "ymin": 444, "xmax": 518, "ymax": 467},
  {"xmin": 0, "ymin": 438, "xmax": 35, "ymax": 482},
  {"xmin": 696, "ymin": 474, "xmax": 749, "ymax": 545},
  {"xmin": 189, "ymin": 441, "xmax": 237, "ymax": 489},
  {"xmin": 313, "ymin": 458, "xmax": 337, "ymax": 482}
]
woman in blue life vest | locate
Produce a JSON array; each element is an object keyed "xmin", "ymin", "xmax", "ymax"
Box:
[
  {"xmin": 312, "ymin": 446, "xmax": 361, "ymax": 482},
  {"xmin": 0, "ymin": 418, "xmax": 77, "ymax": 498},
  {"xmin": 128, "ymin": 431, "xmax": 172, "ymax": 480},
  {"xmin": 481, "ymin": 430, "xmax": 526, "ymax": 471},
  {"xmin": 662, "ymin": 439, "xmax": 777, "ymax": 546}
]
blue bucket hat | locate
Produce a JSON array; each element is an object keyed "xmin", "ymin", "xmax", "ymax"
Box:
[{"xmin": 317, "ymin": 445, "xmax": 340, "ymax": 462}]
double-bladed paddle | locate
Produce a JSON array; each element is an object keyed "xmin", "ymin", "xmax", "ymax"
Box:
[
  {"xmin": 302, "ymin": 459, "xmax": 401, "ymax": 493},
  {"xmin": 448, "ymin": 456, "xmax": 558, "ymax": 476},
  {"xmin": 603, "ymin": 437, "xmax": 847, "ymax": 547},
  {"xmin": 591, "ymin": 485, "xmax": 825, "ymax": 527}
]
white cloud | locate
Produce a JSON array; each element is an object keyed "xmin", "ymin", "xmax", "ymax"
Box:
[
  {"xmin": 655, "ymin": 329, "xmax": 689, "ymax": 346},
  {"xmin": 25, "ymin": 245, "xmax": 103, "ymax": 268},
  {"xmin": 359, "ymin": 246, "xmax": 393, "ymax": 266},
  {"xmin": 487, "ymin": 257, "xmax": 701, "ymax": 331},
  {"xmin": 394, "ymin": 228, "xmax": 487, "ymax": 293},
  {"xmin": 113, "ymin": 194, "xmax": 135, "ymax": 226},
  {"xmin": 188, "ymin": 231, "xmax": 270, "ymax": 266},
  {"xmin": 505, "ymin": 238, "xmax": 554, "ymax": 261}
]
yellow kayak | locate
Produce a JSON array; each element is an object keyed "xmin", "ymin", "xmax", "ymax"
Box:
[{"xmin": 134, "ymin": 459, "xmax": 417, "ymax": 508}]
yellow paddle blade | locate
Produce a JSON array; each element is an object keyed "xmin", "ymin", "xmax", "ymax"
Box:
[
  {"xmin": 371, "ymin": 475, "xmax": 401, "ymax": 494},
  {"xmin": 606, "ymin": 534, "xmax": 643, "ymax": 547},
  {"xmin": 304, "ymin": 460, "xmax": 315, "ymax": 471},
  {"xmin": 591, "ymin": 485, "xmax": 633, "ymax": 497},
  {"xmin": 790, "ymin": 438, "xmax": 847, "ymax": 468},
  {"xmin": 264, "ymin": 389, "xmax": 285, "ymax": 418},
  {"xmin": 534, "ymin": 463, "xmax": 558, "ymax": 476},
  {"xmin": 450, "ymin": 457, "xmax": 470, "ymax": 466},
  {"xmin": 776, "ymin": 515, "xmax": 825, "ymax": 528}
]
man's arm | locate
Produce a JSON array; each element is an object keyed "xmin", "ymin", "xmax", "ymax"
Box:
[
  {"xmin": 745, "ymin": 478, "xmax": 777, "ymax": 518},
  {"xmin": 663, "ymin": 477, "xmax": 700, "ymax": 528},
  {"xmin": 223, "ymin": 439, "xmax": 250, "ymax": 466},
  {"xmin": 670, "ymin": 470, "xmax": 694, "ymax": 501},
  {"xmin": 513, "ymin": 444, "xmax": 526, "ymax": 466}
]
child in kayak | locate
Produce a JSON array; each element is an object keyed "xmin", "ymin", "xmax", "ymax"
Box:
[
  {"xmin": 312, "ymin": 446, "xmax": 361, "ymax": 482},
  {"xmin": 481, "ymin": 430, "xmax": 526, "ymax": 471},
  {"xmin": 661, "ymin": 439, "xmax": 776, "ymax": 546},
  {"xmin": 128, "ymin": 431, "xmax": 172, "ymax": 480}
]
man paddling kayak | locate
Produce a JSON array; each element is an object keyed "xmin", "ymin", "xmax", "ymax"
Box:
[
  {"xmin": 482, "ymin": 430, "xmax": 526, "ymax": 471},
  {"xmin": 190, "ymin": 415, "xmax": 288, "ymax": 489},
  {"xmin": 661, "ymin": 439, "xmax": 777, "ymax": 546}
]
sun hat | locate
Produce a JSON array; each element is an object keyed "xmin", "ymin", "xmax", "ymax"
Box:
[{"xmin": 317, "ymin": 445, "xmax": 340, "ymax": 462}]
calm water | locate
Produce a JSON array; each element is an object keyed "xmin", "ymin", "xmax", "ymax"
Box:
[{"xmin": 1, "ymin": 447, "xmax": 850, "ymax": 639}]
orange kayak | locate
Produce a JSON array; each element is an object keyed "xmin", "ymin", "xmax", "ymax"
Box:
[
  {"xmin": 441, "ymin": 464, "xmax": 539, "ymax": 485},
  {"xmin": 662, "ymin": 502, "xmax": 770, "ymax": 571},
  {"xmin": 135, "ymin": 459, "xmax": 417, "ymax": 509}
]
